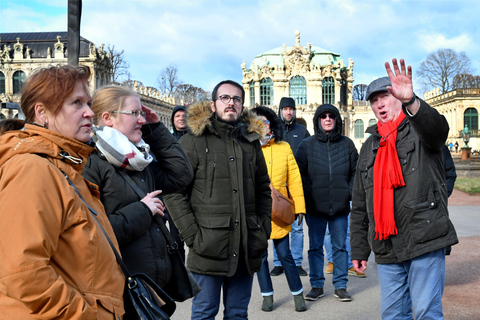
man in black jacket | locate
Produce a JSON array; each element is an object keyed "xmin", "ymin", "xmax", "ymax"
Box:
[
  {"xmin": 295, "ymin": 103, "xmax": 358, "ymax": 302},
  {"xmin": 350, "ymin": 59, "xmax": 458, "ymax": 319},
  {"xmin": 270, "ymin": 97, "xmax": 310, "ymax": 277},
  {"xmin": 171, "ymin": 105, "xmax": 188, "ymax": 140}
]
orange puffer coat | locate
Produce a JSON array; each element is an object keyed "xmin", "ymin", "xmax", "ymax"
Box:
[
  {"xmin": 0, "ymin": 124, "xmax": 125, "ymax": 319},
  {"xmin": 262, "ymin": 139, "xmax": 306, "ymax": 240}
]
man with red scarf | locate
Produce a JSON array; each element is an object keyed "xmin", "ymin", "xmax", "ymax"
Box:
[{"xmin": 350, "ymin": 59, "xmax": 458, "ymax": 320}]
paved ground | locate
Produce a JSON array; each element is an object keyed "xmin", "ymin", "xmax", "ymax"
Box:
[{"xmin": 171, "ymin": 189, "xmax": 480, "ymax": 320}]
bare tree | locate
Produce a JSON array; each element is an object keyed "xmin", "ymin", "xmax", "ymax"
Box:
[
  {"xmin": 352, "ymin": 84, "xmax": 368, "ymax": 101},
  {"xmin": 416, "ymin": 49, "xmax": 474, "ymax": 94},
  {"xmin": 106, "ymin": 44, "xmax": 131, "ymax": 84},
  {"xmin": 452, "ymin": 73, "xmax": 475, "ymax": 89},
  {"xmin": 157, "ymin": 64, "xmax": 182, "ymax": 96},
  {"xmin": 173, "ymin": 84, "xmax": 209, "ymax": 105}
]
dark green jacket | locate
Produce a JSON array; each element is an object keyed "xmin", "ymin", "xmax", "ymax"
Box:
[
  {"xmin": 350, "ymin": 98, "xmax": 458, "ymax": 264},
  {"xmin": 163, "ymin": 102, "xmax": 272, "ymax": 277}
]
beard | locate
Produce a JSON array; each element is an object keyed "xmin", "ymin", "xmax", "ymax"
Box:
[{"xmin": 215, "ymin": 106, "xmax": 242, "ymax": 126}]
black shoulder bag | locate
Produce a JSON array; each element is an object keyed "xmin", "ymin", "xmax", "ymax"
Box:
[
  {"xmin": 63, "ymin": 173, "xmax": 176, "ymax": 320},
  {"xmin": 116, "ymin": 170, "xmax": 201, "ymax": 302}
]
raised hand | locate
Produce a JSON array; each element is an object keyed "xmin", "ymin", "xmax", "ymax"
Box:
[
  {"xmin": 141, "ymin": 104, "xmax": 160, "ymax": 124},
  {"xmin": 385, "ymin": 58, "xmax": 414, "ymax": 103},
  {"xmin": 141, "ymin": 190, "xmax": 166, "ymax": 216}
]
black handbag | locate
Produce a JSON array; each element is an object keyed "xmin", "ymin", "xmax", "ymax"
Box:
[
  {"xmin": 117, "ymin": 170, "xmax": 201, "ymax": 302},
  {"xmin": 63, "ymin": 173, "xmax": 176, "ymax": 320}
]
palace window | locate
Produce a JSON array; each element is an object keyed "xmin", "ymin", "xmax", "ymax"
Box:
[
  {"xmin": 354, "ymin": 119, "xmax": 364, "ymax": 139},
  {"xmin": 289, "ymin": 76, "xmax": 306, "ymax": 105},
  {"xmin": 0, "ymin": 72, "xmax": 5, "ymax": 95},
  {"xmin": 249, "ymin": 81, "xmax": 255, "ymax": 107},
  {"xmin": 340, "ymin": 79, "xmax": 347, "ymax": 106},
  {"xmin": 322, "ymin": 76, "xmax": 335, "ymax": 105},
  {"xmin": 260, "ymin": 78, "xmax": 273, "ymax": 105},
  {"xmin": 366, "ymin": 119, "xmax": 377, "ymax": 138},
  {"xmin": 13, "ymin": 70, "xmax": 26, "ymax": 95},
  {"xmin": 464, "ymin": 108, "xmax": 478, "ymax": 131}
]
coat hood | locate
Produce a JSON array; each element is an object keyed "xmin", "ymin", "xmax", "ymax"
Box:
[
  {"xmin": 0, "ymin": 123, "xmax": 94, "ymax": 170},
  {"xmin": 313, "ymin": 104, "xmax": 343, "ymax": 141},
  {"xmin": 252, "ymin": 106, "xmax": 284, "ymax": 142},
  {"xmin": 186, "ymin": 101, "xmax": 266, "ymax": 139},
  {"xmin": 171, "ymin": 105, "xmax": 187, "ymax": 129}
]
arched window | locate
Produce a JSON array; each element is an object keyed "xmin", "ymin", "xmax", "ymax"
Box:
[
  {"xmin": 340, "ymin": 79, "xmax": 347, "ymax": 106},
  {"xmin": 260, "ymin": 78, "xmax": 273, "ymax": 106},
  {"xmin": 322, "ymin": 76, "xmax": 335, "ymax": 105},
  {"xmin": 0, "ymin": 71, "xmax": 5, "ymax": 95},
  {"xmin": 249, "ymin": 81, "xmax": 255, "ymax": 107},
  {"xmin": 289, "ymin": 76, "xmax": 306, "ymax": 105},
  {"xmin": 354, "ymin": 119, "xmax": 364, "ymax": 139},
  {"xmin": 13, "ymin": 71, "xmax": 26, "ymax": 95},
  {"xmin": 464, "ymin": 108, "xmax": 478, "ymax": 131},
  {"xmin": 366, "ymin": 119, "xmax": 377, "ymax": 138}
]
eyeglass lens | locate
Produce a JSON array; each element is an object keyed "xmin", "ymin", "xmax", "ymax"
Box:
[{"xmin": 320, "ymin": 114, "xmax": 335, "ymax": 119}]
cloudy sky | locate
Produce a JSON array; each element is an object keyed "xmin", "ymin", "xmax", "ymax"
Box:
[{"xmin": 2, "ymin": 0, "xmax": 480, "ymax": 96}]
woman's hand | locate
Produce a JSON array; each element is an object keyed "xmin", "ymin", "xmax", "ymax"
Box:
[
  {"xmin": 141, "ymin": 104, "xmax": 160, "ymax": 124},
  {"xmin": 141, "ymin": 190, "xmax": 165, "ymax": 216}
]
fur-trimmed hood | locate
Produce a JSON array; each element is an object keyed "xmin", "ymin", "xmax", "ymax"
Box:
[
  {"xmin": 186, "ymin": 101, "xmax": 266, "ymax": 140},
  {"xmin": 251, "ymin": 106, "xmax": 284, "ymax": 142}
]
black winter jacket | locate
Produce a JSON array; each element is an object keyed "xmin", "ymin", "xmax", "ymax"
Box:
[
  {"xmin": 278, "ymin": 106, "xmax": 310, "ymax": 153},
  {"xmin": 83, "ymin": 122, "xmax": 194, "ymax": 287},
  {"xmin": 295, "ymin": 104, "xmax": 358, "ymax": 217},
  {"xmin": 350, "ymin": 99, "xmax": 458, "ymax": 264},
  {"xmin": 163, "ymin": 102, "xmax": 272, "ymax": 277}
]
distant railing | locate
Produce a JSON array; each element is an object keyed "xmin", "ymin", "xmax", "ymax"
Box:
[{"xmin": 458, "ymin": 129, "xmax": 479, "ymax": 138}]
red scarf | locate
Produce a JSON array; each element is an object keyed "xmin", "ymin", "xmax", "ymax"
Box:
[{"xmin": 373, "ymin": 112, "xmax": 406, "ymax": 240}]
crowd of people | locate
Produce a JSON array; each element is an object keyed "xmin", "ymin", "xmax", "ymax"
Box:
[{"xmin": 0, "ymin": 58, "xmax": 458, "ymax": 320}]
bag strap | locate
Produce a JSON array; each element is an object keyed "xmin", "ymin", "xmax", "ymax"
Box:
[
  {"xmin": 116, "ymin": 170, "xmax": 179, "ymax": 251},
  {"xmin": 59, "ymin": 170, "xmax": 133, "ymax": 278}
]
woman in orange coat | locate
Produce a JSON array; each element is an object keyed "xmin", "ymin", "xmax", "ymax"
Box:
[{"xmin": 253, "ymin": 106, "xmax": 307, "ymax": 312}]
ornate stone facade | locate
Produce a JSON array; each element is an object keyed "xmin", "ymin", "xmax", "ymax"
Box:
[
  {"xmin": 241, "ymin": 31, "xmax": 355, "ymax": 138},
  {"xmin": 0, "ymin": 32, "xmax": 175, "ymax": 127}
]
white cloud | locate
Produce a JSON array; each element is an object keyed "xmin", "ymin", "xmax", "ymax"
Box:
[{"xmin": 417, "ymin": 33, "xmax": 472, "ymax": 52}]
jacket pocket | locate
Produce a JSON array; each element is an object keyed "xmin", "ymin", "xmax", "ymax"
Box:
[
  {"xmin": 192, "ymin": 214, "xmax": 231, "ymax": 260},
  {"xmin": 204, "ymin": 161, "xmax": 216, "ymax": 198},
  {"xmin": 246, "ymin": 216, "xmax": 269, "ymax": 259},
  {"xmin": 397, "ymin": 140, "xmax": 417, "ymax": 176},
  {"xmin": 367, "ymin": 223, "xmax": 392, "ymax": 255},
  {"xmin": 358, "ymin": 155, "xmax": 375, "ymax": 191},
  {"xmin": 404, "ymin": 184, "xmax": 448, "ymax": 244}
]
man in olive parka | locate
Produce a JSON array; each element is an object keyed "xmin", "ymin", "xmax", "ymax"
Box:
[{"xmin": 163, "ymin": 80, "xmax": 271, "ymax": 320}]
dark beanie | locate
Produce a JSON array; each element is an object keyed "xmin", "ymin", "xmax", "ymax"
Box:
[{"xmin": 279, "ymin": 97, "xmax": 296, "ymax": 110}]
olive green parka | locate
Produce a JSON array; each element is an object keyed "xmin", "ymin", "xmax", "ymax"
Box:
[{"xmin": 163, "ymin": 102, "xmax": 272, "ymax": 277}]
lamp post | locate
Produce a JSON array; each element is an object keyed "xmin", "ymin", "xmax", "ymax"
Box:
[{"xmin": 461, "ymin": 125, "xmax": 472, "ymax": 160}]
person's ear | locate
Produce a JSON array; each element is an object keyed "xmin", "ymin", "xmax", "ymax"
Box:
[
  {"xmin": 101, "ymin": 111, "xmax": 115, "ymax": 127},
  {"xmin": 34, "ymin": 103, "xmax": 48, "ymax": 127},
  {"xmin": 210, "ymin": 101, "xmax": 216, "ymax": 113}
]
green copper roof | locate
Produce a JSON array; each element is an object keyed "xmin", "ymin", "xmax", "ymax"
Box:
[{"xmin": 250, "ymin": 45, "xmax": 341, "ymax": 68}]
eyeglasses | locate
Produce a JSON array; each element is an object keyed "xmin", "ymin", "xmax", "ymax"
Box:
[
  {"xmin": 112, "ymin": 110, "xmax": 146, "ymax": 119},
  {"xmin": 215, "ymin": 94, "xmax": 243, "ymax": 106},
  {"xmin": 320, "ymin": 113, "xmax": 335, "ymax": 120}
]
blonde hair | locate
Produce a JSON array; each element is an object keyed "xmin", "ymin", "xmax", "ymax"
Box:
[{"xmin": 91, "ymin": 85, "xmax": 139, "ymax": 124}]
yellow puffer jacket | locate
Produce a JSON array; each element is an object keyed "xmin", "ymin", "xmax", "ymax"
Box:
[{"xmin": 262, "ymin": 139, "xmax": 306, "ymax": 239}]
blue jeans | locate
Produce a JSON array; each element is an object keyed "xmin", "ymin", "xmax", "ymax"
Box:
[
  {"xmin": 191, "ymin": 266, "xmax": 253, "ymax": 320},
  {"xmin": 257, "ymin": 236, "xmax": 303, "ymax": 296},
  {"xmin": 377, "ymin": 248, "xmax": 446, "ymax": 320},
  {"xmin": 305, "ymin": 214, "xmax": 348, "ymax": 289},
  {"xmin": 324, "ymin": 213, "xmax": 353, "ymax": 268},
  {"xmin": 273, "ymin": 215, "xmax": 304, "ymax": 266}
]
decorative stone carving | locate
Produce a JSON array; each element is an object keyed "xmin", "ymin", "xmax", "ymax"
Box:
[
  {"xmin": 89, "ymin": 43, "xmax": 96, "ymax": 58},
  {"xmin": 47, "ymin": 47, "xmax": 51, "ymax": 59},
  {"xmin": 14, "ymin": 38, "xmax": 24, "ymax": 60},
  {"xmin": 26, "ymin": 46, "xmax": 31, "ymax": 59},
  {"xmin": 1, "ymin": 45, "xmax": 12, "ymax": 62},
  {"xmin": 54, "ymin": 36, "xmax": 64, "ymax": 59},
  {"xmin": 97, "ymin": 44, "xmax": 106, "ymax": 60}
]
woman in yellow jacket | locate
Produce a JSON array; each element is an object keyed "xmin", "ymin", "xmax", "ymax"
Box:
[{"xmin": 253, "ymin": 106, "xmax": 307, "ymax": 312}]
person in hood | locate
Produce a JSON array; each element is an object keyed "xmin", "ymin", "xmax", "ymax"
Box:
[
  {"xmin": 171, "ymin": 105, "xmax": 188, "ymax": 140},
  {"xmin": 252, "ymin": 106, "xmax": 307, "ymax": 312},
  {"xmin": 163, "ymin": 80, "xmax": 272, "ymax": 320},
  {"xmin": 82, "ymin": 85, "xmax": 194, "ymax": 318},
  {"xmin": 0, "ymin": 65, "xmax": 125, "ymax": 319},
  {"xmin": 295, "ymin": 103, "xmax": 358, "ymax": 303},
  {"xmin": 350, "ymin": 59, "xmax": 458, "ymax": 320},
  {"xmin": 271, "ymin": 97, "xmax": 311, "ymax": 277}
]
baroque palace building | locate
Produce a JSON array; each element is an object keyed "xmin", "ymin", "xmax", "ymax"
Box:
[
  {"xmin": 241, "ymin": 31, "xmax": 359, "ymax": 144},
  {"xmin": 0, "ymin": 32, "xmax": 175, "ymax": 126}
]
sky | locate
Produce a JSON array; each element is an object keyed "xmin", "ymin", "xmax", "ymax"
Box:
[{"xmin": 1, "ymin": 0, "xmax": 480, "ymax": 96}]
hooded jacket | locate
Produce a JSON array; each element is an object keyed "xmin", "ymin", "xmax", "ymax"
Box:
[
  {"xmin": 252, "ymin": 106, "xmax": 306, "ymax": 240},
  {"xmin": 163, "ymin": 101, "xmax": 272, "ymax": 277},
  {"xmin": 350, "ymin": 99, "xmax": 458, "ymax": 264},
  {"xmin": 171, "ymin": 105, "xmax": 188, "ymax": 140},
  {"xmin": 295, "ymin": 104, "xmax": 358, "ymax": 217},
  {"xmin": 0, "ymin": 124, "xmax": 125, "ymax": 320},
  {"xmin": 83, "ymin": 122, "xmax": 194, "ymax": 289},
  {"xmin": 278, "ymin": 98, "xmax": 310, "ymax": 153}
]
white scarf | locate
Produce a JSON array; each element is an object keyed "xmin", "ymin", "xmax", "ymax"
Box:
[{"xmin": 93, "ymin": 126, "xmax": 153, "ymax": 171}]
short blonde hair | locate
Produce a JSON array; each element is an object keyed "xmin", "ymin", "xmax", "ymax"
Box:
[{"xmin": 91, "ymin": 85, "xmax": 139, "ymax": 124}]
